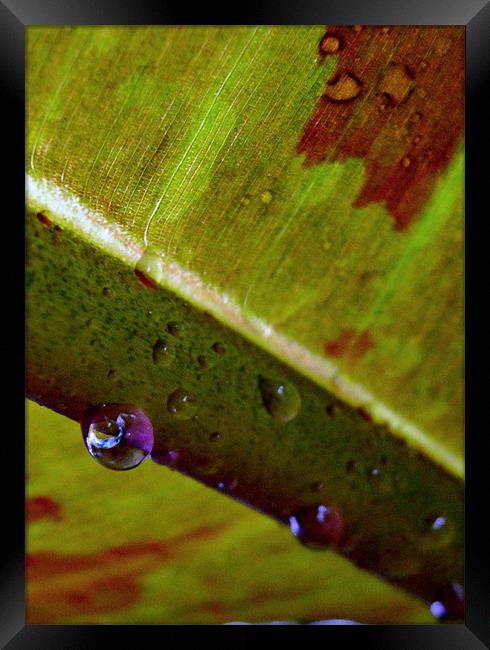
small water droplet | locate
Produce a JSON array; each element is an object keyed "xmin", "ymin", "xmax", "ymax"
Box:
[
  {"xmin": 430, "ymin": 583, "xmax": 464, "ymax": 620},
  {"xmin": 212, "ymin": 342, "xmax": 226, "ymax": 355},
  {"xmin": 310, "ymin": 481, "xmax": 324, "ymax": 493},
  {"xmin": 80, "ymin": 404, "xmax": 153, "ymax": 470},
  {"xmin": 209, "ymin": 431, "xmax": 222, "ymax": 442},
  {"xmin": 324, "ymin": 72, "xmax": 362, "ymax": 103},
  {"xmin": 420, "ymin": 59, "xmax": 428, "ymax": 70},
  {"xmin": 102, "ymin": 287, "xmax": 110, "ymax": 297},
  {"xmin": 217, "ymin": 476, "xmax": 238, "ymax": 491},
  {"xmin": 152, "ymin": 338, "xmax": 175, "ymax": 368},
  {"xmin": 369, "ymin": 467, "xmax": 380, "ymax": 477},
  {"xmin": 413, "ymin": 135, "xmax": 421, "ymax": 144},
  {"xmin": 289, "ymin": 504, "xmax": 344, "ymax": 550},
  {"xmin": 261, "ymin": 190, "xmax": 273, "ymax": 204},
  {"xmin": 167, "ymin": 321, "xmax": 180, "ymax": 338},
  {"xmin": 134, "ymin": 246, "xmax": 163, "ymax": 288},
  {"xmin": 167, "ymin": 388, "xmax": 197, "ymax": 420},
  {"xmin": 319, "ymin": 33, "xmax": 342, "ymax": 55},
  {"xmin": 401, "ymin": 156, "xmax": 412, "ymax": 168},
  {"xmin": 107, "ymin": 369, "xmax": 117, "ymax": 379},
  {"xmin": 259, "ymin": 376, "xmax": 301, "ymax": 423},
  {"xmin": 151, "ymin": 448, "xmax": 180, "ymax": 466},
  {"xmin": 409, "ymin": 111, "xmax": 423, "ymax": 127},
  {"xmin": 420, "ymin": 513, "xmax": 455, "ymax": 549},
  {"xmin": 378, "ymin": 64, "xmax": 415, "ymax": 105}
]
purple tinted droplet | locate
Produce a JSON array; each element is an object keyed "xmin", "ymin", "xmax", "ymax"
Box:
[
  {"xmin": 151, "ymin": 449, "xmax": 180, "ymax": 467},
  {"xmin": 289, "ymin": 504, "xmax": 344, "ymax": 550},
  {"xmin": 432, "ymin": 583, "xmax": 464, "ymax": 621},
  {"xmin": 81, "ymin": 404, "xmax": 154, "ymax": 471}
]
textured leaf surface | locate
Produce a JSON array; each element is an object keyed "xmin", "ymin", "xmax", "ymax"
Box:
[
  {"xmin": 26, "ymin": 26, "xmax": 464, "ymax": 613},
  {"xmin": 27, "ymin": 400, "xmax": 434, "ymax": 624}
]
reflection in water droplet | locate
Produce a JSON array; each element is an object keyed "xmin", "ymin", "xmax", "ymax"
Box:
[
  {"xmin": 81, "ymin": 404, "xmax": 153, "ymax": 470},
  {"xmin": 167, "ymin": 388, "xmax": 197, "ymax": 420},
  {"xmin": 261, "ymin": 190, "xmax": 273, "ymax": 204},
  {"xmin": 152, "ymin": 338, "xmax": 175, "ymax": 368},
  {"xmin": 259, "ymin": 376, "xmax": 301, "ymax": 423},
  {"xmin": 324, "ymin": 72, "xmax": 362, "ymax": 103},
  {"xmin": 378, "ymin": 64, "xmax": 415, "ymax": 105},
  {"xmin": 135, "ymin": 246, "xmax": 163, "ymax": 288},
  {"xmin": 319, "ymin": 33, "xmax": 342, "ymax": 55},
  {"xmin": 290, "ymin": 504, "xmax": 344, "ymax": 550}
]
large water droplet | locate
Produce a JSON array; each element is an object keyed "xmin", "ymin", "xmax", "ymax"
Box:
[
  {"xmin": 152, "ymin": 338, "xmax": 175, "ymax": 368},
  {"xmin": 134, "ymin": 246, "xmax": 163, "ymax": 288},
  {"xmin": 323, "ymin": 72, "xmax": 362, "ymax": 103},
  {"xmin": 378, "ymin": 64, "xmax": 415, "ymax": 105},
  {"xmin": 81, "ymin": 404, "xmax": 153, "ymax": 470},
  {"xmin": 167, "ymin": 388, "xmax": 197, "ymax": 420},
  {"xmin": 259, "ymin": 376, "xmax": 301, "ymax": 423},
  {"xmin": 289, "ymin": 504, "xmax": 344, "ymax": 550}
]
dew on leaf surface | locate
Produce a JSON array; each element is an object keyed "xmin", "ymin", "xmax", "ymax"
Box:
[
  {"xmin": 289, "ymin": 504, "xmax": 344, "ymax": 550},
  {"xmin": 167, "ymin": 388, "xmax": 197, "ymax": 420},
  {"xmin": 259, "ymin": 376, "xmax": 301, "ymax": 423}
]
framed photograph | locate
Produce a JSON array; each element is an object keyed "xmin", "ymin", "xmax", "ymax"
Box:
[{"xmin": 5, "ymin": 0, "xmax": 487, "ymax": 646}]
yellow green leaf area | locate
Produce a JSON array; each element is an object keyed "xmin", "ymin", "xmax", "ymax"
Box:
[
  {"xmin": 26, "ymin": 400, "xmax": 433, "ymax": 624},
  {"xmin": 27, "ymin": 26, "xmax": 463, "ymax": 477}
]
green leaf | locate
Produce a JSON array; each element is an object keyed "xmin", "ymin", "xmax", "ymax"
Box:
[{"xmin": 26, "ymin": 26, "xmax": 464, "ymax": 613}]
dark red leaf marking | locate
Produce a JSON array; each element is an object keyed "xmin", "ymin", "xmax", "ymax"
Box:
[
  {"xmin": 134, "ymin": 268, "xmax": 157, "ymax": 288},
  {"xmin": 36, "ymin": 212, "xmax": 53, "ymax": 227},
  {"xmin": 299, "ymin": 27, "xmax": 464, "ymax": 231},
  {"xmin": 26, "ymin": 496, "xmax": 63, "ymax": 523},
  {"xmin": 324, "ymin": 328, "xmax": 373, "ymax": 359},
  {"xmin": 27, "ymin": 524, "xmax": 229, "ymax": 622}
]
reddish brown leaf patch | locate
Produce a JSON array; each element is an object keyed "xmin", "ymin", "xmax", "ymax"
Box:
[
  {"xmin": 27, "ymin": 524, "xmax": 229, "ymax": 622},
  {"xmin": 300, "ymin": 26, "xmax": 464, "ymax": 231},
  {"xmin": 324, "ymin": 328, "xmax": 373, "ymax": 359},
  {"xmin": 26, "ymin": 496, "xmax": 63, "ymax": 523}
]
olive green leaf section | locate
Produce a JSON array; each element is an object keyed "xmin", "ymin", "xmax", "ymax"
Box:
[
  {"xmin": 26, "ymin": 26, "xmax": 464, "ymax": 609},
  {"xmin": 27, "ymin": 400, "xmax": 433, "ymax": 624}
]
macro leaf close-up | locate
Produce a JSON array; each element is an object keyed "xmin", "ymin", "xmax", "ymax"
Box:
[{"xmin": 26, "ymin": 25, "xmax": 464, "ymax": 624}]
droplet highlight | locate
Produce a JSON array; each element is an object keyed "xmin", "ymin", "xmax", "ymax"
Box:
[
  {"xmin": 289, "ymin": 504, "xmax": 344, "ymax": 550},
  {"xmin": 167, "ymin": 388, "xmax": 197, "ymax": 420},
  {"xmin": 80, "ymin": 404, "xmax": 154, "ymax": 470},
  {"xmin": 259, "ymin": 376, "xmax": 301, "ymax": 423}
]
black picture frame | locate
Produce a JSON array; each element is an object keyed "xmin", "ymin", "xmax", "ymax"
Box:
[{"xmin": 6, "ymin": 0, "xmax": 488, "ymax": 646}]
